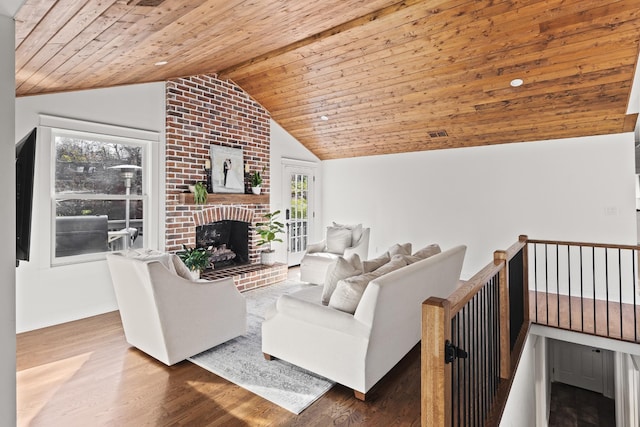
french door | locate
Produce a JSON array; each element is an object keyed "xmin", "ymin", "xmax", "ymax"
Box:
[{"xmin": 282, "ymin": 161, "xmax": 316, "ymax": 266}]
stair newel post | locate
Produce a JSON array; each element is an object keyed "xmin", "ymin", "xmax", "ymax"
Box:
[
  {"xmin": 494, "ymin": 250, "xmax": 511, "ymax": 379},
  {"xmin": 422, "ymin": 297, "xmax": 452, "ymax": 427}
]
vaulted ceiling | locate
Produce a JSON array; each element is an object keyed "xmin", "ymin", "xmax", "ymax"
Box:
[{"xmin": 14, "ymin": 0, "xmax": 640, "ymax": 160}]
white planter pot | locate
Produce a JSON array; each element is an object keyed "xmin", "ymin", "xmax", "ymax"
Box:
[
  {"xmin": 251, "ymin": 186, "xmax": 262, "ymax": 195},
  {"xmin": 190, "ymin": 269, "xmax": 201, "ymax": 280},
  {"xmin": 260, "ymin": 250, "xmax": 276, "ymax": 265}
]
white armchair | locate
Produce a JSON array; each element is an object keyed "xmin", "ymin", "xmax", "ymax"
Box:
[
  {"xmin": 106, "ymin": 251, "xmax": 246, "ymax": 365},
  {"xmin": 300, "ymin": 224, "xmax": 370, "ymax": 284}
]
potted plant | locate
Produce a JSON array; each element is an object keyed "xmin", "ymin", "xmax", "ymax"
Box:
[
  {"xmin": 192, "ymin": 181, "xmax": 208, "ymax": 204},
  {"xmin": 255, "ymin": 210, "xmax": 284, "ymax": 265},
  {"xmin": 178, "ymin": 245, "xmax": 210, "ymax": 279},
  {"xmin": 251, "ymin": 170, "xmax": 263, "ymax": 195}
]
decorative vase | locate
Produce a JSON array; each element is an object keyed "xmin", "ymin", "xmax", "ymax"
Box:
[
  {"xmin": 260, "ymin": 250, "xmax": 276, "ymax": 265},
  {"xmin": 190, "ymin": 269, "xmax": 201, "ymax": 280},
  {"xmin": 252, "ymin": 186, "xmax": 262, "ymax": 195}
]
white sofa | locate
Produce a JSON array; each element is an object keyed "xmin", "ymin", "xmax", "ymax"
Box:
[
  {"xmin": 262, "ymin": 244, "xmax": 466, "ymax": 399},
  {"xmin": 300, "ymin": 224, "xmax": 370, "ymax": 284},
  {"xmin": 107, "ymin": 251, "xmax": 246, "ymax": 365}
]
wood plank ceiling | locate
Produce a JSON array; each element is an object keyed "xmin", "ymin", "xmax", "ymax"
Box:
[{"xmin": 14, "ymin": 0, "xmax": 640, "ymax": 160}]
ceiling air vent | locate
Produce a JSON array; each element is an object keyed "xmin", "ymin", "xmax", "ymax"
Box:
[
  {"xmin": 427, "ymin": 130, "xmax": 449, "ymax": 138},
  {"xmin": 136, "ymin": 0, "xmax": 166, "ymax": 6}
]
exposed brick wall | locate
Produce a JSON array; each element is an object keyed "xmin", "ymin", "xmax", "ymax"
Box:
[{"xmin": 165, "ymin": 74, "xmax": 271, "ymax": 264}]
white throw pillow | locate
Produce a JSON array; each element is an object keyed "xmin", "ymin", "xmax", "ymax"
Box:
[
  {"xmin": 332, "ymin": 222, "xmax": 363, "ymax": 245},
  {"xmin": 329, "ymin": 271, "xmax": 378, "ymax": 314},
  {"xmin": 326, "ymin": 226, "xmax": 353, "ymax": 254},
  {"xmin": 362, "ymin": 252, "xmax": 390, "ymax": 273},
  {"xmin": 388, "ymin": 243, "xmax": 412, "ymax": 257},
  {"xmin": 171, "ymin": 254, "xmax": 195, "ymax": 281},
  {"xmin": 321, "ymin": 254, "xmax": 362, "ymax": 305},
  {"xmin": 122, "ymin": 249, "xmax": 177, "ymax": 275}
]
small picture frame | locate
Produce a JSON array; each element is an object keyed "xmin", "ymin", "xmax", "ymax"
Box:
[{"xmin": 210, "ymin": 145, "xmax": 244, "ymax": 193}]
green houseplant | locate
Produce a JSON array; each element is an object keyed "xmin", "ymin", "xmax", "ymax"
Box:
[
  {"xmin": 250, "ymin": 170, "xmax": 263, "ymax": 195},
  {"xmin": 193, "ymin": 181, "xmax": 208, "ymax": 204},
  {"xmin": 255, "ymin": 210, "xmax": 284, "ymax": 265},
  {"xmin": 178, "ymin": 245, "xmax": 210, "ymax": 278}
]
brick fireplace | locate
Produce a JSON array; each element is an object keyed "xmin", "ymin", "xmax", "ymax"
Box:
[{"xmin": 164, "ymin": 74, "xmax": 287, "ymax": 290}]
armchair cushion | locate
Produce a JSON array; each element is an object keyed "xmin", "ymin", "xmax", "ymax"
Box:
[
  {"xmin": 326, "ymin": 226, "xmax": 353, "ymax": 254},
  {"xmin": 322, "ymin": 254, "xmax": 362, "ymax": 305},
  {"xmin": 332, "ymin": 222, "xmax": 364, "ymax": 244}
]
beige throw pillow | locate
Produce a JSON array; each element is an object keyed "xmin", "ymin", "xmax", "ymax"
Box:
[
  {"xmin": 329, "ymin": 271, "xmax": 378, "ymax": 314},
  {"xmin": 326, "ymin": 226, "xmax": 353, "ymax": 254},
  {"xmin": 413, "ymin": 243, "xmax": 441, "ymax": 260},
  {"xmin": 362, "ymin": 252, "xmax": 390, "ymax": 273},
  {"xmin": 329, "ymin": 256, "xmax": 408, "ymax": 314},
  {"xmin": 388, "ymin": 243, "xmax": 412, "ymax": 257},
  {"xmin": 321, "ymin": 254, "xmax": 362, "ymax": 305}
]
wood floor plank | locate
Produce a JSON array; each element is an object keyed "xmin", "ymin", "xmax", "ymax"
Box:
[{"xmin": 17, "ymin": 310, "xmax": 421, "ymax": 426}]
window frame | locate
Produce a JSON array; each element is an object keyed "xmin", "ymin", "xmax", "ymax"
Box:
[{"xmin": 39, "ymin": 115, "xmax": 161, "ymax": 266}]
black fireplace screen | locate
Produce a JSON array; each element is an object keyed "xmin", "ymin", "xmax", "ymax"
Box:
[{"xmin": 196, "ymin": 220, "xmax": 249, "ymax": 269}]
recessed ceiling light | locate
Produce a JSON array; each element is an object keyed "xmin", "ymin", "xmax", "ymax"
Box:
[
  {"xmin": 154, "ymin": 60, "xmax": 168, "ymax": 66},
  {"xmin": 320, "ymin": 115, "xmax": 329, "ymax": 121},
  {"xmin": 510, "ymin": 78, "xmax": 524, "ymax": 87}
]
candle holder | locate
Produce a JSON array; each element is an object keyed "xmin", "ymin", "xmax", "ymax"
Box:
[{"xmin": 204, "ymin": 161, "xmax": 213, "ymax": 193}]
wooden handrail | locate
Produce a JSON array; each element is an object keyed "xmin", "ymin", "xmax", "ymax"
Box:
[{"xmin": 528, "ymin": 238, "xmax": 640, "ymax": 251}]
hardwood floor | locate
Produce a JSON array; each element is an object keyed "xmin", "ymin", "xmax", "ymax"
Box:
[
  {"xmin": 529, "ymin": 290, "xmax": 640, "ymax": 343},
  {"xmin": 17, "ymin": 311, "xmax": 421, "ymax": 426}
]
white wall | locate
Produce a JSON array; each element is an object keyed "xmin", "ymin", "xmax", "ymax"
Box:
[
  {"xmin": 269, "ymin": 119, "xmax": 322, "ymax": 263},
  {"xmin": 322, "ymin": 134, "xmax": 637, "ymax": 278},
  {"xmin": 501, "ymin": 334, "xmax": 538, "ymax": 427},
  {"xmin": 15, "ymin": 83, "xmax": 166, "ymax": 332},
  {"xmin": 0, "ymin": 12, "xmax": 17, "ymax": 425}
]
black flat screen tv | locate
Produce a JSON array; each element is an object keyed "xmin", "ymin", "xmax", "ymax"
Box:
[{"xmin": 16, "ymin": 128, "xmax": 36, "ymax": 264}]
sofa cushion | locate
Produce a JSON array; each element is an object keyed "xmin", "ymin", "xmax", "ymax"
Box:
[
  {"xmin": 322, "ymin": 254, "xmax": 362, "ymax": 305},
  {"xmin": 326, "ymin": 226, "xmax": 353, "ymax": 254},
  {"xmin": 362, "ymin": 252, "xmax": 390, "ymax": 273},
  {"xmin": 332, "ymin": 222, "xmax": 363, "ymax": 245}
]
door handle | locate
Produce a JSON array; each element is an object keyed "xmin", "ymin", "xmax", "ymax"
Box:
[{"xmin": 285, "ymin": 209, "xmax": 290, "ymax": 220}]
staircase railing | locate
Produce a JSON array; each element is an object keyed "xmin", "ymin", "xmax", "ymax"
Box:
[
  {"xmin": 421, "ymin": 236, "xmax": 640, "ymax": 427},
  {"xmin": 421, "ymin": 236, "xmax": 528, "ymax": 427},
  {"xmin": 528, "ymin": 238, "xmax": 640, "ymax": 343}
]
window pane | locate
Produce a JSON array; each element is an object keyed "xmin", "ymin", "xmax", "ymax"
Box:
[
  {"xmin": 54, "ymin": 199, "xmax": 144, "ymax": 258},
  {"xmin": 55, "ymin": 135, "xmax": 143, "ymax": 196}
]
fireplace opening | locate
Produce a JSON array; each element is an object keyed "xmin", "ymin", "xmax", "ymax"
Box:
[{"xmin": 196, "ymin": 220, "xmax": 249, "ymax": 269}]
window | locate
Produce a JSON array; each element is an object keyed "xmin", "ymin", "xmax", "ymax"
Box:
[{"xmin": 52, "ymin": 129, "xmax": 149, "ymax": 262}]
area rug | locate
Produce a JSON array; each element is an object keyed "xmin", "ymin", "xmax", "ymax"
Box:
[{"xmin": 188, "ymin": 280, "xmax": 335, "ymax": 414}]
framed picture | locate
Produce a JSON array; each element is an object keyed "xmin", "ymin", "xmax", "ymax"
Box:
[{"xmin": 210, "ymin": 145, "xmax": 244, "ymax": 193}]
